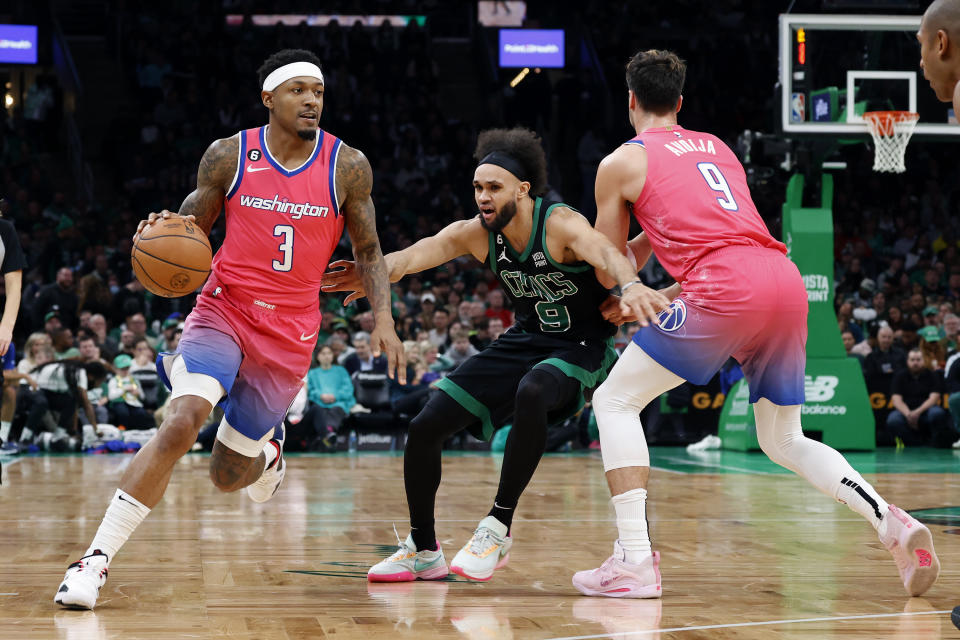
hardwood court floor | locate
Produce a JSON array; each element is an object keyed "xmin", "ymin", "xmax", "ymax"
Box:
[{"xmin": 1, "ymin": 448, "xmax": 958, "ymax": 639}]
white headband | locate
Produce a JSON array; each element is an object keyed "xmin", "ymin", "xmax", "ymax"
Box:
[{"xmin": 262, "ymin": 61, "xmax": 324, "ymax": 91}]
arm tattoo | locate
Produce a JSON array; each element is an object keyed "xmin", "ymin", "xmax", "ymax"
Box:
[
  {"xmin": 178, "ymin": 135, "xmax": 238, "ymax": 234},
  {"xmin": 337, "ymin": 144, "xmax": 393, "ymax": 321}
]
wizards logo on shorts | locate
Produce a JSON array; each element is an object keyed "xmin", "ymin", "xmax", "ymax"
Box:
[{"xmin": 656, "ymin": 298, "xmax": 687, "ymax": 332}]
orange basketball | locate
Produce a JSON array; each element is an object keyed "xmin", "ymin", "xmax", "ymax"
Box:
[{"xmin": 131, "ymin": 217, "xmax": 212, "ymax": 298}]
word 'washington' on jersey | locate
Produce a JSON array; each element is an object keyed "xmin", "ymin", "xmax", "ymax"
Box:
[
  {"xmin": 664, "ymin": 138, "xmax": 717, "ymax": 157},
  {"xmin": 238, "ymin": 193, "xmax": 331, "ymax": 219},
  {"xmin": 500, "ymin": 270, "xmax": 579, "ymax": 303}
]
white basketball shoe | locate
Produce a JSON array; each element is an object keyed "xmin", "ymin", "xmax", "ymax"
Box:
[
  {"xmin": 246, "ymin": 438, "xmax": 285, "ymax": 503},
  {"xmin": 368, "ymin": 533, "xmax": 449, "ymax": 582},
  {"xmin": 54, "ymin": 550, "xmax": 109, "ymax": 609},
  {"xmin": 450, "ymin": 516, "xmax": 512, "ymax": 581}
]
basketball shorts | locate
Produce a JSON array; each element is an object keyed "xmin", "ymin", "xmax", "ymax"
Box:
[
  {"xmin": 633, "ymin": 246, "xmax": 807, "ymax": 406},
  {"xmin": 433, "ymin": 328, "xmax": 619, "ymax": 441},
  {"xmin": 157, "ymin": 276, "xmax": 321, "ymax": 453}
]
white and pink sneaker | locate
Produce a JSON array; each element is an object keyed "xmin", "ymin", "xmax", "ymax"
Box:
[
  {"xmin": 879, "ymin": 504, "xmax": 939, "ymax": 596},
  {"xmin": 572, "ymin": 541, "xmax": 661, "ymax": 598}
]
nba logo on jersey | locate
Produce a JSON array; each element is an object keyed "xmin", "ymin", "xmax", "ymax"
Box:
[{"xmin": 657, "ymin": 298, "xmax": 687, "ymax": 332}]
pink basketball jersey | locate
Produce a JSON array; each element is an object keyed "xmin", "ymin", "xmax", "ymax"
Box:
[
  {"xmin": 626, "ymin": 125, "xmax": 785, "ymax": 285},
  {"xmin": 217, "ymin": 126, "xmax": 345, "ymax": 308}
]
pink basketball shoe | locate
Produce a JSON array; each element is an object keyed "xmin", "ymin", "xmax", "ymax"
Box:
[
  {"xmin": 572, "ymin": 541, "xmax": 661, "ymax": 598},
  {"xmin": 879, "ymin": 504, "xmax": 940, "ymax": 596}
]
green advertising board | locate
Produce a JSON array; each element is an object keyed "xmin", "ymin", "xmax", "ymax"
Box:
[{"xmin": 718, "ymin": 174, "xmax": 875, "ymax": 451}]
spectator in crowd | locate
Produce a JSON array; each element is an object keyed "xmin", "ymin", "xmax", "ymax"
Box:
[
  {"xmin": 864, "ymin": 325, "xmax": 906, "ymax": 391},
  {"xmin": 1, "ymin": 341, "xmax": 37, "ymax": 448},
  {"xmin": 942, "ymin": 313, "xmax": 959, "ymax": 351},
  {"xmin": 33, "ymin": 268, "xmax": 78, "ymax": 330},
  {"xmin": 51, "ymin": 327, "xmax": 80, "ymax": 360},
  {"xmin": 917, "ymin": 326, "xmax": 947, "ymax": 371},
  {"xmin": 427, "ymin": 308, "xmax": 451, "ymax": 350},
  {"xmin": 81, "ymin": 361, "xmax": 110, "ymax": 426},
  {"xmin": 342, "ymin": 332, "xmax": 387, "ymax": 376},
  {"xmin": 87, "ymin": 314, "xmax": 119, "ymax": 360},
  {"xmin": 418, "ymin": 339, "xmax": 453, "ymax": 373},
  {"xmin": 28, "ymin": 350, "xmax": 98, "ymax": 447},
  {"xmin": 129, "ymin": 339, "xmax": 162, "ymax": 410},
  {"xmin": 443, "ymin": 328, "xmax": 478, "ymax": 368},
  {"xmin": 418, "ymin": 293, "xmax": 437, "ymax": 331},
  {"xmin": 485, "ymin": 288, "xmax": 513, "ymax": 327},
  {"xmin": 842, "ymin": 330, "xmax": 865, "ymax": 368},
  {"xmin": 77, "ymin": 335, "xmax": 111, "ymax": 368},
  {"xmin": 107, "ymin": 353, "xmax": 154, "ymax": 429},
  {"xmin": 470, "ymin": 317, "xmax": 493, "ymax": 351},
  {"xmin": 895, "ymin": 320, "xmax": 920, "ymax": 352},
  {"xmin": 43, "ymin": 310, "xmax": 63, "ymax": 337},
  {"xmin": 17, "ymin": 331, "xmax": 52, "ymax": 373},
  {"xmin": 886, "ymin": 348, "xmax": 955, "ymax": 447},
  {"xmin": 488, "ymin": 317, "xmax": 506, "ymax": 342},
  {"xmin": 156, "ymin": 314, "xmax": 183, "ymax": 352},
  {"xmin": 302, "ymin": 345, "xmax": 356, "ymax": 449},
  {"xmin": 945, "ymin": 352, "xmax": 960, "ymax": 448}
]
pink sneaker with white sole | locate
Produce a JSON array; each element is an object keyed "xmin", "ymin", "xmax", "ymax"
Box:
[
  {"xmin": 572, "ymin": 541, "xmax": 661, "ymax": 598},
  {"xmin": 879, "ymin": 504, "xmax": 939, "ymax": 596}
]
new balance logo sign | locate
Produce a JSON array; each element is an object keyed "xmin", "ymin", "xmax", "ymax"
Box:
[
  {"xmin": 802, "ymin": 375, "xmax": 847, "ymax": 415},
  {"xmin": 804, "ymin": 375, "xmax": 838, "ymax": 402}
]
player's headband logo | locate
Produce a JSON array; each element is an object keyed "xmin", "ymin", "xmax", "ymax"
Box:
[
  {"xmin": 656, "ymin": 298, "xmax": 687, "ymax": 333},
  {"xmin": 478, "ymin": 151, "xmax": 529, "ymax": 183},
  {"xmin": 262, "ymin": 62, "xmax": 324, "ymax": 91}
]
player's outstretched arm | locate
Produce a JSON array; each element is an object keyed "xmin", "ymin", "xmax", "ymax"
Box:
[
  {"xmin": 322, "ymin": 217, "xmax": 487, "ymax": 304},
  {"xmin": 133, "ymin": 135, "xmax": 238, "ymax": 241},
  {"xmin": 337, "ymin": 144, "xmax": 406, "ymax": 383},
  {"xmin": 550, "ymin": 209, "xmax": 669, "ymax": 327}
]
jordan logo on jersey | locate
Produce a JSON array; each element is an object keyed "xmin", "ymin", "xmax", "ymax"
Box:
[{"xmin": 498, "ymin": 246, "xmax": 512, "ymax": 263}]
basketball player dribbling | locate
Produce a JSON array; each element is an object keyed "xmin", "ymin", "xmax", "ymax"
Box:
[
  {"xmin": 55, "ymin": 49, "xmax": 405, "ymax": 609},
  {"xmin": 572, "ymin": 50, "xmax": 940, "ymax": 599},
  {"xmin": 918, "ymin": 0, "xmax": 960, "ymax": 118}
]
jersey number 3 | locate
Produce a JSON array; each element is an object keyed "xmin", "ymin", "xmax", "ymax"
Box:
[
  {"xmin": 273, "ymin": 224, "xmax": 294, "ymax": 271},
  {"xmin": 697, "ymin": 162, "xmax": 739, "ymax": 212}
]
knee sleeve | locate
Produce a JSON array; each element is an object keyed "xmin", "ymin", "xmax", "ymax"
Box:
[
  {"xmin": 594, "ymin": 343, "xmax": 684, "ymax": 472},
  {"xmin": 753, "ymin": 399, "xmax": 804, "ymax": 472}
]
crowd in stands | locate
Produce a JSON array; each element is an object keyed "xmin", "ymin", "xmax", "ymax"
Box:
[{"xmin": 0, "ymin": 3, "xmax": 958, "ymax": 452}]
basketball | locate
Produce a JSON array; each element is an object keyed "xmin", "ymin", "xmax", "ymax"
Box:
[{"xmin": 131, "ymin": 217, "xmax": 212, "ymax": 298}]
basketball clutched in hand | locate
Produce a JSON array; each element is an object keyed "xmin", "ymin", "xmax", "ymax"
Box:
[{"xmin": 131, "ymin": 217, "xmax": 212, "ymax": 298}]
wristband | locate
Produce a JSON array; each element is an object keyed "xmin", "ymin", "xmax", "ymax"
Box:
[{"xmin": 620, "ymin": 280, "xmax": 643, "ymax": 293}]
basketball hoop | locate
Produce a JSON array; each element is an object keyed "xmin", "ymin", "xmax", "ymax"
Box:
[{"xmin": 863, "ymin": 111, "xmax": 919, "ymax": 174}]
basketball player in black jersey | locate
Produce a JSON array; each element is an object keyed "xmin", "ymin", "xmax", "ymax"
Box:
[{"xmin": 323, "ymin": 127, "xmax": 670, "ymax": 583}]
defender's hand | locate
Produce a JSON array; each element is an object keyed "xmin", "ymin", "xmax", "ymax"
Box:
[
  {"xmin": 619, "ymin": 283, "xmax": 671, "ymax": 328},
  {"xmin": 321, "ymin": 260, "xmax": 367, "ymax": 305},
  {"xmin": 133, "ymin": 209, "xmax": 197, "ymax": 244},
  {"xmin": 370, "ymin": 323, "xmax": 407, "ymax": 385},
  {"xmin": 600, "ymin": 295, "xmax": 633, "ymax": 325}
]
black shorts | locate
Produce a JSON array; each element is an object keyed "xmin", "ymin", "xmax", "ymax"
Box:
[{"xmin": 433, "ymin": 328, "xmax": 618, "ymax": 441}]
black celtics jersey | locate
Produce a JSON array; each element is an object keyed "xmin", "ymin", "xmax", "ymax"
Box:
[{"xmin": 488, "ymin": 197, "xmax": 614, "ymax": 341}]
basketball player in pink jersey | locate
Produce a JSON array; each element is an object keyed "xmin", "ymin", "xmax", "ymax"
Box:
[
  {"xmin": 572, "ymin": 50, "xmax": 940, "ymax": 599},
  {"xmin": 55, "ymin": 49, "xmax": 404, "ymax": 610},
  {"xmin": 918, "ymin": 0, "xmax": 960, "ymax": 118}
]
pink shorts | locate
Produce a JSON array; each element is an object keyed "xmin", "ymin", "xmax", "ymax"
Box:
[
  {"xmin": 158, "ymin": 276, "xmax": 320, "ymax": 442},
  {"xmin": 634, "ymin": 246, "xmax": 808, "ymax": 405}
]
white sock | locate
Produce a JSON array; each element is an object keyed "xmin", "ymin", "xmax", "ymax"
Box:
[
  {"xmin": 19, "ymin": 427, "xmax": 33, "ymax": 443},
  {"xmin": 0, "ymin": 421, "xmax": 10, "ymax": 442},
  {"xmin": 612, "ymin": 487, "xmax": 651, "ymax": 563},
  {"xmin": 262, "ymin": 440, "xmax": 280, "ymax": 471},
  {"xmin": 84, "ymin": 489, "xmax": 151, "ymax": 562}
]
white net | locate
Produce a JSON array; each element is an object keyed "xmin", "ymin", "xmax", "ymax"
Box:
[{"xmin": 863, "ymin": 111, "xmax": 919, "ymax": 174}]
